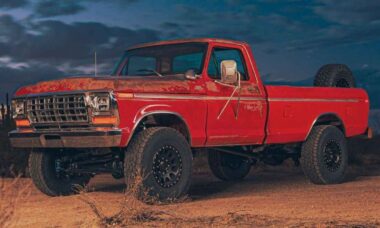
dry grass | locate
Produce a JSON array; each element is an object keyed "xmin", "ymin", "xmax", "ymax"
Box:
[
  {"xmin": 78, "ymin": 171, "xmax": 178, "ymax": 227},
  {"xmin": 78, "ymin": 171, "xmax": 279, "ymax": 227},
  {"xmin": 0, "ymin": 177, "xmax": 32, "ymax": 228}
]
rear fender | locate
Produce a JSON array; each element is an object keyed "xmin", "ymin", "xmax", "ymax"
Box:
[{"xmin": 305, "ymin": 112, "xmax": 346, "ymax": 140}]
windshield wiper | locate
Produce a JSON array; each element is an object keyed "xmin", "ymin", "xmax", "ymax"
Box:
[{"xmin": 137, "ymin": 69, "xmax": 164, "ymax": 77}]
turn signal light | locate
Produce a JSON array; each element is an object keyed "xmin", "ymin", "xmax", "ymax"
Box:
[
  {"xmin": 117, "ymin": 93, "xmax": 134, "ymax": 99},
  {"xmin": 92, "ymin": 116, "xmax": 118, "ymax": 125},
  {"xmin": 15, "ymin": 119, "xmax": 30, "ymax": 127}
]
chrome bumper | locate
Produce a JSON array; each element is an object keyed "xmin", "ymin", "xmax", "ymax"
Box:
[{"xmin": 9, "ymin": 129, "xmax": 122, "ymax": 148}]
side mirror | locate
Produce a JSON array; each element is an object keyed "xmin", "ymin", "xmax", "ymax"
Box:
[
  {"xmin": 220, "ymin": 60, "xmax": 238, "ymax": 85},
  {"xmin": 184, "ymin": 69, "xmax": 199, "ymax": 80}
]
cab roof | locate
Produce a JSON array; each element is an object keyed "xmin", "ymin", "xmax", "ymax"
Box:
[{"xmin": 127, "ymin": 38, "xmax": 248, "ymax": 50}]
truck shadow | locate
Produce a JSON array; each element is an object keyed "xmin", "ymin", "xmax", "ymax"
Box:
[
  {"xmin": 88, "ymin": 166, "xmax": 380, "ymax": 201},
  {"xmin": 188, "ymin": 169, "xmax": 305, "ymax": 200}
]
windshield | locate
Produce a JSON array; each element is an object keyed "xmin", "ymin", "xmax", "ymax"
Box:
[{"xmin": 112, "ymin": 42, "xmax": 208, "ymax": 77}]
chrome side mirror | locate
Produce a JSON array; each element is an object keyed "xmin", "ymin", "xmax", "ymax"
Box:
[{"xmin": 220, "ymin": 60, "xmax": 238, "ymax": 85}]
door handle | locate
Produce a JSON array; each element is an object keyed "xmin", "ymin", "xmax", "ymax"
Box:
[{"xmin": 247, "ymin": 86, "xmax": 258, "ymax": 93}]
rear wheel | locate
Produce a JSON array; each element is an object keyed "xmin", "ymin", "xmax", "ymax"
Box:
[
  {"xmin": 300, "ymin": 125, "xmax": 348, "ymax": 184},
  {"xmin": 208, "ymin": 150, "xmax": 251, "ymax": 181},
  {"xmin": 29, "ymin": 151, "xmax": 91, "ymax": 196},
  {"xmin": 314, "ymin": 64, "xmax": 355, "ymax": 88},
  {"xmin": 124, "ymin": 127, "xmax": 192, "ymax": 202}
]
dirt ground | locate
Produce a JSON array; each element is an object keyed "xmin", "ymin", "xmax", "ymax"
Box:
[{"xmin": 2, "ymin": 160, "xmax": 380, "ymax": 228}]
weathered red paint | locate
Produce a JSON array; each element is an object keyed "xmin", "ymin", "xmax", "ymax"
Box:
[{"xmin": 14, "ymin": 38, "xmax": 369, "ymax": 148}]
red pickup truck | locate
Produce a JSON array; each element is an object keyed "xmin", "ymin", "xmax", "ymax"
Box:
[{"xmin": 9, "ymin": 38, "xmax": 370, "ymax": 201}]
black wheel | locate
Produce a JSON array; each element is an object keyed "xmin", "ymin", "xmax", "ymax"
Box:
[
  {"xmin": 208, "ymin": 150, "xmax": 251, "ymax": 181},
  {"xmin": 124, "ymin": 127, "xmax": 192, "ymax": 202},
  {"xmin": 314, "ymin": 64, "xmax": 355, "ymax": 88},
  {"xmin": 300, "ymin": 125, "xmax": 348, "ymax": 184},
  {"xmin": 29, "ymin": 151, "xmax": 91, "ymax": 196}
]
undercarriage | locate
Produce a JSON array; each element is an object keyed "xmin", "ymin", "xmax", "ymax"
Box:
[{"xmin": 44, "ymin": 143, "xmax": 301, "ymax": 181}]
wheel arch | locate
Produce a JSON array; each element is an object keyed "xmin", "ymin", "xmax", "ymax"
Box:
[
  {"xmin": 305, "ymin": 113, "xmax": 346, "ymax": 140},
  {"xmin": 126, "ymin": 111, "xmax": 192, "ymax": 146}
]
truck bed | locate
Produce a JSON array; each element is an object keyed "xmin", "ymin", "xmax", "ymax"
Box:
[{"xmin": 264, "ymin": 85, "xmax": 369, "ymax": 144}]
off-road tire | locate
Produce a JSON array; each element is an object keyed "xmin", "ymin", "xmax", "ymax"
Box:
[
  {"xmin": 208, "ymin": 150, "xmax": 251, "ymax": 181},
  {"xmin": 29, "ymin": 151, "xmax": 91, "ymax": 196},
  {"xmin": 314, "ymin": 64, "xmax": 355, "ymax": 88},
  {"xmin": 300, "ymin": 125, "xmax": 348, "ymax": 185},
  {"xmin": 124, "ymin": 127, "xmax": 192, "ymax": 202}
]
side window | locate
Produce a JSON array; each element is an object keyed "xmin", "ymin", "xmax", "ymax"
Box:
[
  {"xmin": 172, "ymin": 52, "xmax": 204, "ymax": 74},
  {"xmin": 122, "ymin": 56, "xmax": 156, "ymax": 76},
  {"xmin": 207, "ymin": 48, "xmax": 248, "ymax": 80}
]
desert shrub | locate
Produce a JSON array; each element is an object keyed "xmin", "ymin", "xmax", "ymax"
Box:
[
  {"xmin": 78, "ymin": 171, "xmax": 178, "ymax": 227},
  {"xmin": 0, "ymin": 122, "xmax": 29, "ymax": 177}
]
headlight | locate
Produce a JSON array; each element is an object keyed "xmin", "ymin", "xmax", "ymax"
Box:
[
  {"xmin": 86, "ymin": 92, "xmax": 116, "ymax": 115},
  {"xmin": 94, "ymin": 95, "xmax": 110, "ymax": 111},
  {"xmin": 12, "ymin": 100, "xmax": 25, "ymax": 119}
]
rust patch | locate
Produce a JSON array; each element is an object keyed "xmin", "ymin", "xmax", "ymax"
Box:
[
  {"xmin": 194, "ymin": 85, "xmax": 203, "ymax": 91},
  {"xmin": 116, "ymin": 79, "xmax": 190, "ymax": 93},
  {"xmin": 244, "ymin": 101, "xmax": 263, "ymax": 117},
  {"xmin": 15, "ymin": 76, "xmax": 193, "ymax": 96},
  {"xmin": 206, "ymin": 82, "xmax": 218, "ymax": 92}
]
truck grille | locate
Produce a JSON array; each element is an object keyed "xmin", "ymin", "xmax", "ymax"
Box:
[{"xmin": 26, "ymin": 94, "xmax": 89, "ymax": 126}]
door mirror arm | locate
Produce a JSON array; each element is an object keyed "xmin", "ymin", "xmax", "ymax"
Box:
[{"xmin": 217, "ymin": 71, "xmax": 242, "ymax": 120}]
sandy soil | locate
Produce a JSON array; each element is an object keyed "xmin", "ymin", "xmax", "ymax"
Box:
[{"xmin": 3, "ymin": 162, "xmax": 380, "ymax": 228}]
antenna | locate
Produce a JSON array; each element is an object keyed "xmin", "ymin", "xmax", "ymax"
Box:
[{"xmin": 94, "ymin": 51, "xmax": 97, "ymax": 76}]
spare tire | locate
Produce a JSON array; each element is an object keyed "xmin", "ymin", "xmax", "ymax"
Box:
[{"xmin": 314, "ymin": 64, "xmax": 355, "ymax": 88}]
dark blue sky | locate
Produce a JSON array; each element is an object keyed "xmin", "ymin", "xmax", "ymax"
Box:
[{"xmin": 0, "ymin": 0, "xmax": 379, "ymax": 107}]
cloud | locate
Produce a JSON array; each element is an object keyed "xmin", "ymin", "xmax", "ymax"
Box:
[
  {"xmin": 287, "ymin": 23, "xmax": 380, "ymax": 51},
  {"xmin": 158, "ymin": 4, "xmax": 265, "ymax": 44},
  {"xmin": 314, "ymin": 0, "xmax": 380, "ymax": 25},
  {"xmin": 0, "ymin": 63, "xmax": 65, "ymax": 102},
  {"xmin": 33, "ymin": 0, "xmax": 138, "ymax": 18},
  {"xmin": 34, "ymin": 0, "xmax": 85, "ymax": 17},
  {"xmin": 283, "ymin": 1, "xmax": 380, "ymax": 51},
  {"xmin": 0, "ymin": 15, "xmax": 24, "ymax": 43},
  {"xmin": 0, "ymin": 15, "xmax": 160, "ymax": 65},
  {"xmin": 0, "ymin": 56, "xmax": 29, "ymax": 69},
  {"xmin": 0, "ymin": 0, "xmax": 28, "ymax": 9},
  {"xmin": 0, "ymin": 14, "xmax": 160, "ymax": 101}
]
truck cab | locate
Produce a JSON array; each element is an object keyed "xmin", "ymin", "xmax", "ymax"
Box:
[{"xmin": 9, "ymin": 38, "xmax": 369, "ymax": 201}]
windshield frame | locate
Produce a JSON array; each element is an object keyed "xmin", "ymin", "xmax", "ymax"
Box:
[{"xmin": 111, "ymin": 42, "xmax": 209, "ymax": 77}]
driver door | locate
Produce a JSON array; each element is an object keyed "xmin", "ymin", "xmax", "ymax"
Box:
[{"xmin": 205, "ymin": 44, "xmax": 267, "ymax": 146}]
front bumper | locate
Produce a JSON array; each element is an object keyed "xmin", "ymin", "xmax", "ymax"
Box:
[{"xmin": 9, "ymin": 129, "xmax": 122, "ymax": 148}]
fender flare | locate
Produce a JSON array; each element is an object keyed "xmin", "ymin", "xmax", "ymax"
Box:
[
  {"xmin": 305, "ymin": 112, "xmax": 346, "ymax": 140},
  {"xmin": 125, "ymin": 110, "xmax": 191, "ymax": 146}
]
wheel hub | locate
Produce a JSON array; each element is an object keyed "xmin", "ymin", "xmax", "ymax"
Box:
[
  {"xmin": 323, "ymin": 140, "xmax": 342, "ymax": 172},
  {"xmin": 153, "ymin": 145, "xmax": 183, "ymax": 188}
]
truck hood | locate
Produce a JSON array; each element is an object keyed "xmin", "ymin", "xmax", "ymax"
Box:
[{"xmin": 15, "ymin": 75, "xmax": 197, "ymax": 97}]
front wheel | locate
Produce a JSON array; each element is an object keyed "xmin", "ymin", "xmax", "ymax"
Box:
[
  {"xmin": 29, "ymin": 151, "xmax": 91, "ymax": 196},
  {"xmin": 208, "ymin": 150, "xmax": 251, "ymax": 181},
  {"xmin": 124, "ymin": 127, "xmax": 192, "ymax": 202},
  {"xmin": 300, "ymin": 125, "xmax": 348, "ymax": 184}
]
